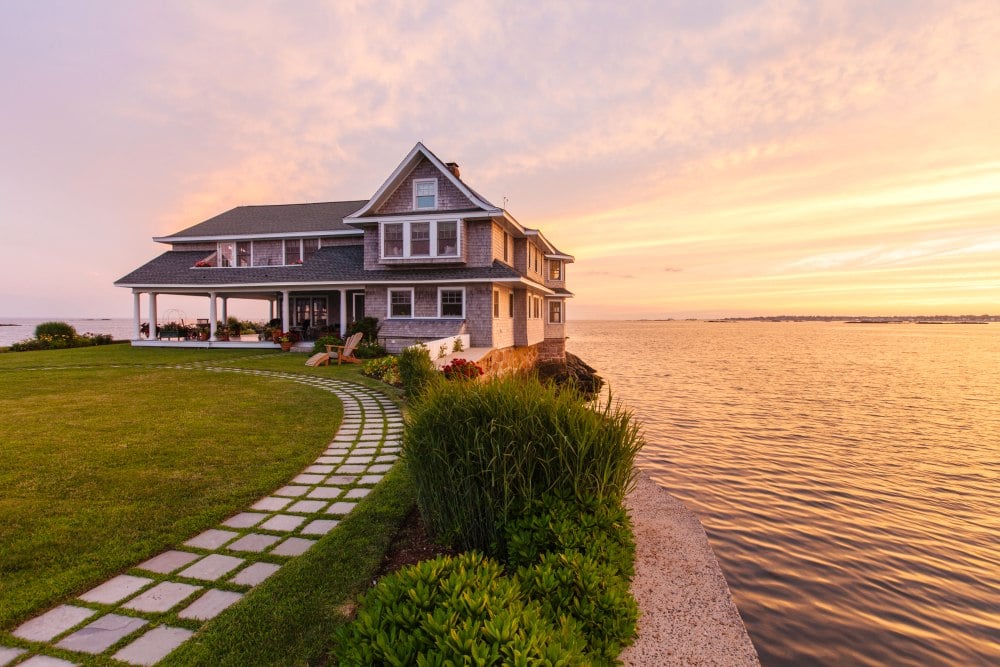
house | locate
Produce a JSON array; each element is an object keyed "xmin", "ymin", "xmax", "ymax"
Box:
[{"xmin": 115, "ymin": 143, "xmax": 573, "ymax": 364}]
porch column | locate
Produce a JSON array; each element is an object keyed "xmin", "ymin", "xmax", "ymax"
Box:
[
  {"xmin": 339, "ymin": 290, "xmax": 347, "ymax": 337},
  {"xmin": 281, "ymin": 290, "xmax": 290, "ymax": 332},
  {"xmin": 132, "ymin": 292, "xmax": 142, "ymax": 340},
  {"xmin": 268, "ymin": 299, "xmax": 274, "ymax": 321},
  {"xmin": 209, "ymin": 292, "xmax": 218, "ymax": 340},
  {"xmin": 221, "ymin": 296, "xmax": 228, "ymax": 323},
  {"xmin": 147, "ymin": 292, "xmax": 157, "ymax": 340}
]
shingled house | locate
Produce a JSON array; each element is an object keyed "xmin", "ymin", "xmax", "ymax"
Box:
[{"xmin": 115, "ymin": 143, "xmax": 573, "ymax": 363}]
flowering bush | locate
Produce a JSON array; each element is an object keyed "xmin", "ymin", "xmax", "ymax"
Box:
[
  {"xmin": 10, "ymin": 330, "xmax": 114, "ymax": 352},
  {"xmin": 362, "ymin": 356, "xmax": 401, "ymax": 386},
  {"xmin": 442, "ymin": 357, "xmax": 484, "ymax": 380}
]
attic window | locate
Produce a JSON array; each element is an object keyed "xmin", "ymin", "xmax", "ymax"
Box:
[{"xmin": 414, "ymin": 179, "xmax": 437, "ymax": 209}]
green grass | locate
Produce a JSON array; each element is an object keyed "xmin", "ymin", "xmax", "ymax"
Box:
[{"xmin": 0, "ymin": 345, "xmax": 403, "ymax": 638}]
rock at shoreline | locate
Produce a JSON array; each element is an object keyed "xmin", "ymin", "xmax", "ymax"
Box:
[{"xmin": 536, "ymin": 352, "xmax": 604, "ymax": 396}]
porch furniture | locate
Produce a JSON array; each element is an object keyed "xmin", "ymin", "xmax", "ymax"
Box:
[
  {"xmin": 327, "ymin": 332, "xmax": 363, "ymax": 365},
  {"xmin": 304, "ymin": 351, "xmax": 330, "ymax": 367}
]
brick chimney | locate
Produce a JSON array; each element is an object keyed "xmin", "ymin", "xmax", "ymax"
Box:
[{"xmin": 445, "ymin": 162, "xmax": 461, "ymax": 179}]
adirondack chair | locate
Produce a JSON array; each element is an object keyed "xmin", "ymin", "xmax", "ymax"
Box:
[{"xmin": 328, "ymin": 332, "xmax": 364, "ymax": 365}]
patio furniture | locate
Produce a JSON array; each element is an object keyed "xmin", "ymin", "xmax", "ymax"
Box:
[{"xmin": 327, "ymin": 332, "xmax": 363, "ymax": 365}]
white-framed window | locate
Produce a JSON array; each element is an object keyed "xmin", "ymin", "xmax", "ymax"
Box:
[
  {"xmin": 302, "ymin": 238, "xmax": 320, "ymax": 262},
  {"xmin": 383, "ymin": 223, "xmax": 404, "ymax": 257},
  {"xmin": 530, "ymin": 295, "xmax": 541, "ymax": 319},
  {"xmin": 508, "ymin": 292, "xmax": 514, "ymax": 318},
  {"xmin": 236, "ymin": 241, "xmax": 251, "ymax": 267},
  {"xmin": 218, "ymin": 242, "xmax": 235, "ymax": 267},
  {"xmin": 388, "ymin": 288, "xmax": 414, "ymax": 318},
  {"xmin": 549, "ymin": 300, "xmax": 562, "ymax": 324},
  {"xmin": 284, "ymin": 239, "xmax": 302, "ymax": 264},
  {"xmin": 379, "ymin": 220, "xmax": 461, "ymax": 259},
  {"xmin": 493, "ymin": 290, "xmax": 500, "ymax": 318},
  {"xmin": 438, "ymin": 287, "xmax": 465, "ymax": 318},
  {"xmin": 503, "ymin": 232, "xmax": 509, "ymax": 263},
  {"xmin": 413, "ymin": 178, "xmax": 438, "ymax": 209},
  {"xmin": 549, "ymin": 260, "xmax": 561, "ymax": 280},
  {"xmin": 253, "ymin": 240, "xmax": 282, "ymax": 266}
]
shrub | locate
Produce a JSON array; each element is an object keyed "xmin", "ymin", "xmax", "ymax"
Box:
[
  {"xmin": 333, "ymin": 552, "xmax": 586, "ymax": 665},
  {"xmin": 312, "ymin": 335, "xmax": 343, "ymax": 355},
  {"xmin": 442, "ymin": 357, "xmax": 484, "ymax": 380},
  {"xmin": 10, "ymin": 329, "xmax": 115, "ymax": 352},
  {"xmin": 504, "ymin": 494, "xmax": 635, "ymax": 579},
  {"xmin": 398, "ymin": 344, "xmax": 439, "ymax": 398},
  {"xmin": 404, "ymin": 376, "xmax": 643, "ymax": 554},
  {"xmin": 353, "ymin": 340, "xmax": 387, "ymax": 359},
  {"xmin": 347, "ymin": 316, "xmax": 380, "ymax": 343},
  {"xmin": 517, "ymin": 551, "xmax": 638, "ymax": 662},
  {"xmin": 34, "ymin": 321, "xmax": 76, "ymax": 339},
  {"xmin": 362, "ymin": 356, "xmax": 400, "ymax": 386}
]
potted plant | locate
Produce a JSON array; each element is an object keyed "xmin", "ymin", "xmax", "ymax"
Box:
[{"xmin": 278, "ymin": 332, "xmax": 293, "ymax": 351}]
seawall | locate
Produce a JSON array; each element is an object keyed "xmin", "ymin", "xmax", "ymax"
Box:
[{"xmin": 622, "ymin": 470, "xmax": 761, "ymax": 666}]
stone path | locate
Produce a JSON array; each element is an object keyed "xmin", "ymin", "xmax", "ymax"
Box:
[{"xmin": 1, "ymin": 367, "xmax": 402, "ymax": 667}]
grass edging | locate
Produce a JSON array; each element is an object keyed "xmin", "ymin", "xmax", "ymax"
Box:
[{"xmin": 161, "ymin": 463, "xmax": 416, "ymax": 667}]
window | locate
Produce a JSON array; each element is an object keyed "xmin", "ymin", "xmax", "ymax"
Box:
[
  {"xmin": 302, "ymin": 238, "xmax": 320, "ymax": 262},
  {"xmin": 236, "ymin": 241, "xmax": 251, "ymax": 267},
  {"xmin": 532, "ymin": 296, "xmax": 541, "ymax": 319},
  {"xmin": 549, "ymin": 260, "xmax": 561, "ymax": 280},
  {"xmin": 388, "ymin": 288, "xmax": 413, "ymax": 318},
  {"xmin": 493, "ymin": 290, "xmax": 500, "ymax": 318},
  {"xmin": 503, "ymin": 232, "xmax": 509, "ymax": 262},
  {"xmin": 218, "ymin": 242, "xmax": 234, "ymax": 267},
  {"xmin": 549, "ymin": 301, "xmax": 562, "ymax": 323},
  {"xmin": 384, "ymin": 223, "xmax": 404, "ymax": 257},
  {"xmin": 437, "ymin": 221, "xmax": 458, "ymax": 256},
  {"xmin": 439, "ymin": 288, "xmax": 465, "ymax": 318},
  {"xmin": 253, "ymin": 240, "xmax": 282, "ymax": 266},
  {"xmin": 284, "ymin": 239, "xmax": 302, "ymax": 264},
  {"xmin": 411, "ymin": 222, "xmax": 430, "ymax": 255},
  {"xmin": 414, "ymin": 179, "xmax": 437, "ymax": 209},
  {"xmin": 508, "ymin": 292, "xmax": 514, "ymax": 318}
]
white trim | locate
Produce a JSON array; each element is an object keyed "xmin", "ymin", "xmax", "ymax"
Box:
[
  {"xmin": 155, "ymin": 230, "xmax": 361, "ymax": 243},
  {"xmin": 437, "ymin": 286, "xmax": 466, "ymax": 319},
  {"xmin": 118, "ymin": 276, "xmax": 553, "ymax": 291},
  {"xmin": 412, "ymin": 178, "xmax": 438, "ymax": 210},
  {"xmin": 387, "ymin": 287, "xmax": 415, "ymax": 319},
  {"xmin": 346, "ymin": 142, "xmax": 500, "ymax": 220},
  {"xmin": 545, "ymin": 253, "xmax": 575, "ymax": 261}
]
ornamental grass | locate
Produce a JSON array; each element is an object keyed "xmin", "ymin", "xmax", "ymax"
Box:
[{"xmin": 403, "ymin": 375, "xmax": 643, "ymax": 555}]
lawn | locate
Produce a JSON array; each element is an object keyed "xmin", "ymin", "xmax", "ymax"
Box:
[{"xmin": 0, "ymin": 345, "xmax": 402, "ymax": 635}]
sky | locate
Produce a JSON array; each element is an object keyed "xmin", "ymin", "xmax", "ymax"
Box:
[{"xmin": 1, "ymin": 0, "xmax": 998, "ymax": 320}]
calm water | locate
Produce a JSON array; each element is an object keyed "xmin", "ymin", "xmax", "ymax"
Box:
[
  {"xmin": 0, "ymin": 318, "xmax": 134, "ymax": 347},
  {"xmin": 568, "ymin": 321, "xmax": 1000, "ymax": 667}
]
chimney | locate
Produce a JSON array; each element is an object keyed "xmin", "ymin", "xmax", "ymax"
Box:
[{"xmin": 445, "ymin": 162, "xmax": 461, "ymax": 179}]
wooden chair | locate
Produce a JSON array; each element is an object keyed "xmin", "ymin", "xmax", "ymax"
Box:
[{"xmin": 327, "ymin": 332, "xmax": 364, "ymax": 365}]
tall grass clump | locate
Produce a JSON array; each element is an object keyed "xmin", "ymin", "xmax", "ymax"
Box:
[
  {"xmin": 398, "ymin": 344, "xmax": 439, "ymax": 397},
  {"xmin": 403, "ymin": 375, "xmax": 643, "ymax": 554}
]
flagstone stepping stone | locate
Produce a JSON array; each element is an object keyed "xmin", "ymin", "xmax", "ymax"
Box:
[
  {"xmin": 227, "ymin": 533, "xmax": 281, "ymax": 553},
  {"xmin": 260, "ymin": 514, "xmax": 306, "ymax": 532},
  {"xmin": 306, "ymin": 486, "xmax": 341, "ymax": 499},
  {"xmin": 0, "ymin": 647, "xmax": 26, "ymax": 666},
  {"xmin": 177, "ymin": 590, "xmax": 243, "ymax": 621},
  {"xmin": 315, "ymin": 456, "xmax": 343, "ymax": 464},
  {"xmin": 56, "ymin": 614, "xmax": 147, "ymax": 654},
  {"xmin": 178, "ymin": 554, "xmax": 244, "ymax": 581},
  {"xmin": 79, "ymin": 574, "xmax": 153, "ymax": 604},
  {"xmin": 325, "ymin": 475, "xmax": 355, "ymax": 485},
  {"xmin": 230, "ymin": 562, "xmax": 280, "ymax": 586},
  {"xmin": 336, "ymin": 464, "xmax": 366, "ymax": 474},
  {"xmin": 301, "ymin": 519, "xmax": 339, "ymax": 535},
  {"xmin": 286, "ymin": 500, "xmax": 327, "ymax": 514},
  {"xmin": 345, "ymin": 488, "xmax": 371, "ymax": 500},
  {"xmin": 184, "ymin": 529, "xmax": 239, "ymax": 550},
  {"xmin": 376, "ymin": 455, "xmax": 398, "ymax": 463},
  {"xmin": 357, "ymin": 475, "xmax": 383, "ymax": 485},
  {"xmin": 368, "ymin": 464, "xmax": 393, "ymax": 473},
  {"xmin": 13, "ymin": 605, "xmax": 97, "ymax": 642},
  {"xmin": 136, "ymin": 550, "xmax": 200, "ymax": 574},
  {"xmin": 112, "ymin": 626, "xmax": 193, "ymax": 666},
  {"xmin": 122, "ymin": 582, "xmax": 201, "ymax": 613},
  {"xmin": 325, "ymin": 501, "xmax": 356, "ymax": 515},
  {"xmin": 18, "ymin": 656, "xmax": 76, "ymax": 667},
  {"xmin": 271, "ymin": 537, "xmax": 316, "ymax": 556},
  {"xmin": 251, "ymin": 497, "xmax": 292, "ymax": 512},
  {"xmin": 222, "ymin": 512, "xmax": 269, "ymax": 529},
  {"xmin": 304, "ymin": 464, "xmax": 334, "ymax": 474},
  {"xmin": 274, "ymin": 485, "xmax": 310, "ymax": 497},
  {"xmin": 293, "ymin": 473, "xmax": 326, "ymax": 485}
]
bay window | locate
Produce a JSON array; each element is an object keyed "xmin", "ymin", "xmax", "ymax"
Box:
[
  {"xmin": 549, "ymin": 301, "xmax": 563, "ymax": 324},
  {"xmin": 437, "ymin": 221, "xmax": 458, "ymax": 256},
  {"xmin": 379, "ymin": 220, "xmax": 461, "ymax": 259},
  {"xmin": 411, "ymin": 222, "xmax": 430, "ymax": 255},
  {"xmin": 384, "ymin": 223, "xmax": 404, "ymax": 257}
]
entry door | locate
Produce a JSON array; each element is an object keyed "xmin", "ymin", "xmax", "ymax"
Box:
[{"xmin": 352, "ymin": 293, "xmax": 365, "ymax": 321}]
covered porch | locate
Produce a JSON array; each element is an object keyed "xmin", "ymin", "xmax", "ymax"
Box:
[{"xmin": 127, "ymin": 285, "xmax": 366, "ymax": 346}]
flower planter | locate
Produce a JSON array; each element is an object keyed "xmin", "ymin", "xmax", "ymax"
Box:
[{"xmin": 280, "ymin": 341, "xmax": 292, "ymax": 352}]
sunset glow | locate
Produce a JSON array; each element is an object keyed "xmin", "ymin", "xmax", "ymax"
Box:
[{"xmin": 1, "ymin": 1, "xmax": 997, "ymax": 318}]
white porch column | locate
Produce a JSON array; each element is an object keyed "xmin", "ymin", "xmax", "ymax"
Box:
[
  {"xmin": 339, "ymin": 290, "xmax": 347, "ymax": 337},
  {"xmin": 209, "ymin": 292, "xmax": 218, "ymax": 340},
  {"xmin": 147, "ymin": 293, "xmax": 157, "ymax": 339},
  {"xmin": 132, "ymin": 292, "xmax": 142, "ymax": 340},
  {"xmin": 268, "ymin": 299, "xmax": 274, "ymax": 321},
  {"xmin": 281, "ymin": 290, "xmax": 290, "ymax": 332},
  {"xmin": 221, "ymin": 296, "xmax": 228, "ymax": 323}
]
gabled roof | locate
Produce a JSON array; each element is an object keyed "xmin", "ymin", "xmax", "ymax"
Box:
[
  {"xmin": 346, "ymin": 142, "xmax": 501, "ymax": 221},
  {"xmin": 155, "ymin": 201, "xmax": 367, "ymax": 243}
]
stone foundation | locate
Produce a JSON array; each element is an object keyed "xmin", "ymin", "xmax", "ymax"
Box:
[
  {"xmin": 537, "ymin": 337, "xmax": 566, "ymax": 362},
  {"xmin": 479, "ymin": 344, "xmax": 539, "ymax": 378}
]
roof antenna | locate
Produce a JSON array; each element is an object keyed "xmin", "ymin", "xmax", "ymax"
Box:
[{"xmin": 502, "ymin": 196, "xmax": 508, "ymax": 209}]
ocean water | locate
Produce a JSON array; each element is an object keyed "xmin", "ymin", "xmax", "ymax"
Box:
[
  {"xmin": 567, "ymin": 320, "xmax": 1000, "ymax": 667},
  {"xmin": 0, "ymin": 318, "xmax": 135, "ymax": 347}
]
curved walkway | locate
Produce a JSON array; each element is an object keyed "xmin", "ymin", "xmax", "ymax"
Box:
[{"xmin": 1, "ymin": 367, "xmax": 401, "ymax": 667}]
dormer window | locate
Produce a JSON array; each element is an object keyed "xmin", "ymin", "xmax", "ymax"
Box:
[{"xmin": 414, "ymin": 178, "xmax": 437, "ymax": 209}]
